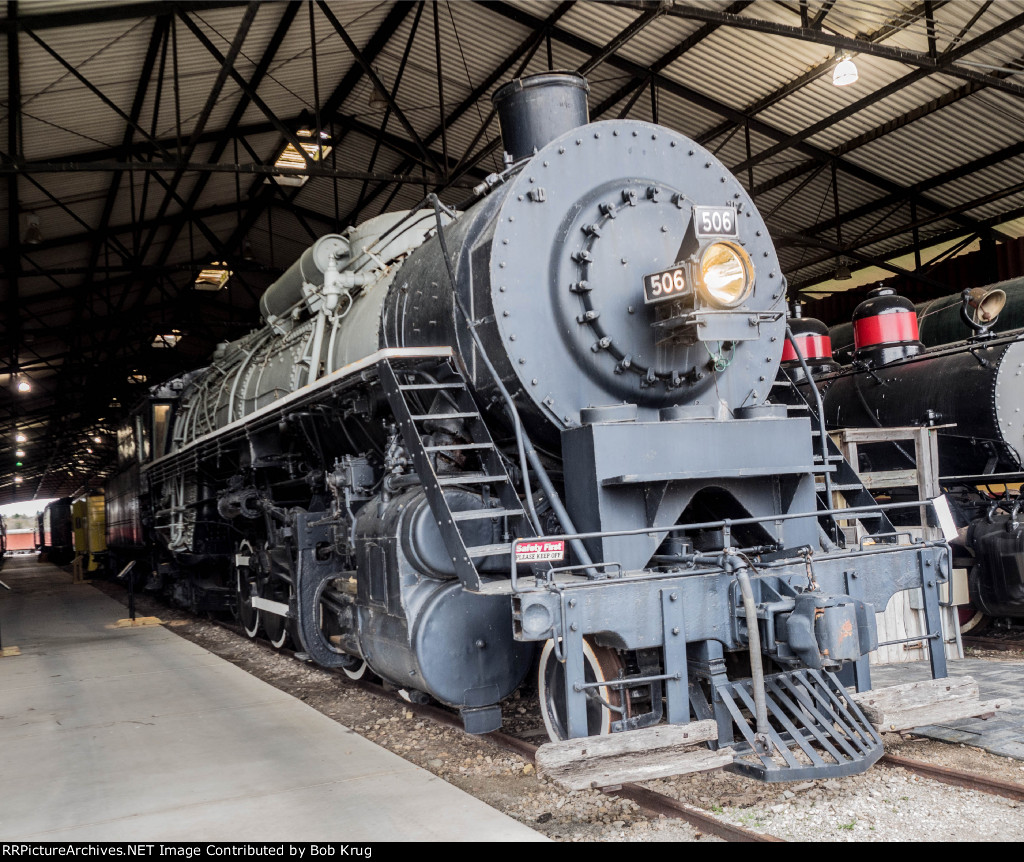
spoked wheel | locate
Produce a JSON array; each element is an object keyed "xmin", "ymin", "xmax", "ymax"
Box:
[
  {"xmin": 235, "ymin": 540, "xmax": 260, "ymax": 639},
  {"xmin": 253, "ymin": 543, "xmax": 293, "ymax": 649},
  {"xmin": 538, "ymin": 637, "xmax": 627, "ymax": 741}
]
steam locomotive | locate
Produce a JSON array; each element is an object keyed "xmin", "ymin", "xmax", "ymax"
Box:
[
  {"xmin": 105, "ymin": 73, "xmax": 957, "ymax": 783},
  {"xmin": 785, "ymin": 285, "xmax": 1024, "ymax": 632}
]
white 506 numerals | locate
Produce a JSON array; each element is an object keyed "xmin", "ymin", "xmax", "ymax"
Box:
[
  {"xmin": 643, "ymin": 265, "xmax": 687, "ymax": 304},
  {"xmin": 693, "ymin": 205, "xmax": 738, "ymax": 239}
]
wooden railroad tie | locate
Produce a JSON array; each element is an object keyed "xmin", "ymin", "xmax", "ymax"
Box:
[
  {"xmin": 851, "ymin": 675, "xmax": 1011, "ymax": 733},
  {"xmin": 535, "ymin": 720, "xmax": 733, "ymax": 791}
]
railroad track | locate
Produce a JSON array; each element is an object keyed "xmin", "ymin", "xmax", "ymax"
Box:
[{"xmin": 963, "ymin": 634, "xmax": 1024, "ymax": 652}]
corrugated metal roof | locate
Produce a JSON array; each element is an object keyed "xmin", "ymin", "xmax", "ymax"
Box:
[{"xmin": 4, "ymin": 0, "xmax": 1024, "ymax": 500}]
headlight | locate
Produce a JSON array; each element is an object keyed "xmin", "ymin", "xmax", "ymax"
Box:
[{"xmin": 697, "ymin": 241, "xmax": 753, "ymax": 308}]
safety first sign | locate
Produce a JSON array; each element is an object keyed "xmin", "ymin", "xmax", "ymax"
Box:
[{"xmin": 514, "ymin": 540, "xmax": 566, "ymax": 563}]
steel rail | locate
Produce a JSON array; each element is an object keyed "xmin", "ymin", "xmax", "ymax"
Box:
[
  {"xmin": 879, "ymin": 755, "xmax": 1024, "ymax": 802},
  {"xmin": 962, "ymin": 635, "xmax": 1024, "ymax": 653}
]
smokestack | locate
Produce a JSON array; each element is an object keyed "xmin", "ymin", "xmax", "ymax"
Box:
[{"xmin": 491, "ymin": 72, "xmax": 590, "ymax": 162}]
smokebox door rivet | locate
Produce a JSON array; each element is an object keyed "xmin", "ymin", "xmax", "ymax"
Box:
[{"xmin": 559, "ymin": 146, "xmax": 565, "ymax": 154}]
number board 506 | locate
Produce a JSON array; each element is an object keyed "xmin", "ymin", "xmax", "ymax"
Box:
[{"xmin": 693, "ymin": 206, "xmax": 739, "ymax": 239}]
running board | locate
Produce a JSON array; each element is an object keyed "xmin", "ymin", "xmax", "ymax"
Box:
[
  {"xmin": 535, "ymin": 720, "xmax": 734, "ymax": 791},
  {"xmin": 718, "ymin": 669, "xmax": 884, "ymax": 782}
]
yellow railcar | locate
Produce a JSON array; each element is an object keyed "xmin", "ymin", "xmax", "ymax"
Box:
[{"xmin": 72, "ymin": 490, "xmax": 107, "ymax": 575}]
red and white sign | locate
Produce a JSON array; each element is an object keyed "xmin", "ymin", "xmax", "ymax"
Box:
[{"xmin": 515, "ymin": 540, "xmax": 566, "ymax": 563}]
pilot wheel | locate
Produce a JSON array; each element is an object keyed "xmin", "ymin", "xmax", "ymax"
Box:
[{"xmin": 537, "ymin": 637, "xmax": 627, "ymax": 741}]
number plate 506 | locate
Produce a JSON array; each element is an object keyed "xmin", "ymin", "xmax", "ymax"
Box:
[
  {"xmin": 643, "ymin": 266, "xmax": 687, "ymax": 304},
  {"xmin": 693, "ymin": 205, "xmax": 738, "ymax": 238}
]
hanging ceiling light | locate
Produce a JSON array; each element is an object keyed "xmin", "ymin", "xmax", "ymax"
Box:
[
  {"xmin": 833, "ymin": 55, "xmax": 859, "ymax": 87},
  {"xmin": 151, "ymin": 330, "xmax": 183, "ymax": 348},
  {"xmin": 22, "ymin": 213, "xmax": 43, "ymax": 245},
  {"xmin": 368, "ymin": 67, "xmax": 388, "ymax": 109},
  {"xmin": 834, "ymin": 259, "xmax": 853, "ymax": 280},
  {"xmin": 268, "ymin": 130, "xmax": 332, "ymax": 188},
  {"xmin": 194, "ymin": 262, "xmax": 231, "ymax": 291},
  {"xmin": 16, "ymin": 377, "xmax": 31, "ymax": 393},
  {"xmin": 15, "ymin": 433, "xmax": 26, "ymax": 443}
]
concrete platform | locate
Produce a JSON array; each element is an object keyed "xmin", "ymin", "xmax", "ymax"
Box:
[
  {"xmin": 0, "ymin": 558, "xmax": 545, "ymax": 842},
  {"xmin": 870, "ymin": 655, "xmax": 1024, "ymax": 760}
]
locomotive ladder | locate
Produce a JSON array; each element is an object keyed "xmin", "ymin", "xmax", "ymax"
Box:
[
  {"xmin": 773, "ymin": 374, "xmax": 896, "ymax": 541},
  {"xmin": 378, "ymin": 356, "xmax": 537, "ymax": 592}
]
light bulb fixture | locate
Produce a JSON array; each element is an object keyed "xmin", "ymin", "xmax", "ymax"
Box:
[
  {"xmin": 833, "ymin": 56, "xmax": 859, "ymax": 87},
  {"xmin": 267, "ymin": 130, "xmax": 333, "ymax": 188},
  {"xmin": 16, "ymin": 450, "xmax": 25, "ymax": 457},
  {"xmin": 14, "ymin": 476, "xmax": 22, "ymax": 484},
  {"xmin": 834, "ymin": 260, "xmax": 852, "ymax": 280},
  {"xmin": 194, "ymin": 263, "xmax": 231, "ymax": 291},
  {"xmin": 151, "ymin": 330, "xmax": 183, "ymax": 348},
  {"xmin": 368, "ymin": 68, "xmax": 388, "ymax": 109},
  {"xmin": 22, "ymin": 212, "xmax": 43, "ymax": 245},
  {"xmin": 93, "ymin": 436, "xmax": 102, "ymax": 444},
  {"xmin": 15, "ymin": 377, "xmax": 31, "ymax": 393},
  {"xmin": 15, "ymin": 433, "xmax": 26, "ymax": 443}
]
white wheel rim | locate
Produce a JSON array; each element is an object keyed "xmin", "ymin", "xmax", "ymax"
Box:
[
  {"xmin": 343, "ymin": 660, "xmax": 368, "ymax": 680},
  {"xmin": 237, "ymin": 540, "xmax": 260, "ymax": 638},
  {"xmin": 959, "ymin": 608, "xmax": 986, "ymax": 634},
  {"xmin": 537, "ymin": 638, "xmax": 613, "ymax": 741}
]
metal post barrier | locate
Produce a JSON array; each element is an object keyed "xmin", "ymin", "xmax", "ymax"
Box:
[{"xmin": 116, "ymin": 561, "xmax": 137, "ymax": 622}]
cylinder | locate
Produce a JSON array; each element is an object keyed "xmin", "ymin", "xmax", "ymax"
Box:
[
  {"xmin": 259, "ymin": 234, "xmax": 350, "ymax": 323},
  {"xmin": 491, "ymin": 72, "xmax": 589, "ymax": 161}
]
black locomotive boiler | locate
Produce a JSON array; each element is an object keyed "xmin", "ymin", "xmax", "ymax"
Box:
[
  {"xmin": 791, "ymin": 286, "xmax": 1024, "ymax": 631},
  {"xmin": 109, "ymin": 73, "xmax": 957, "ymax": 782}
]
